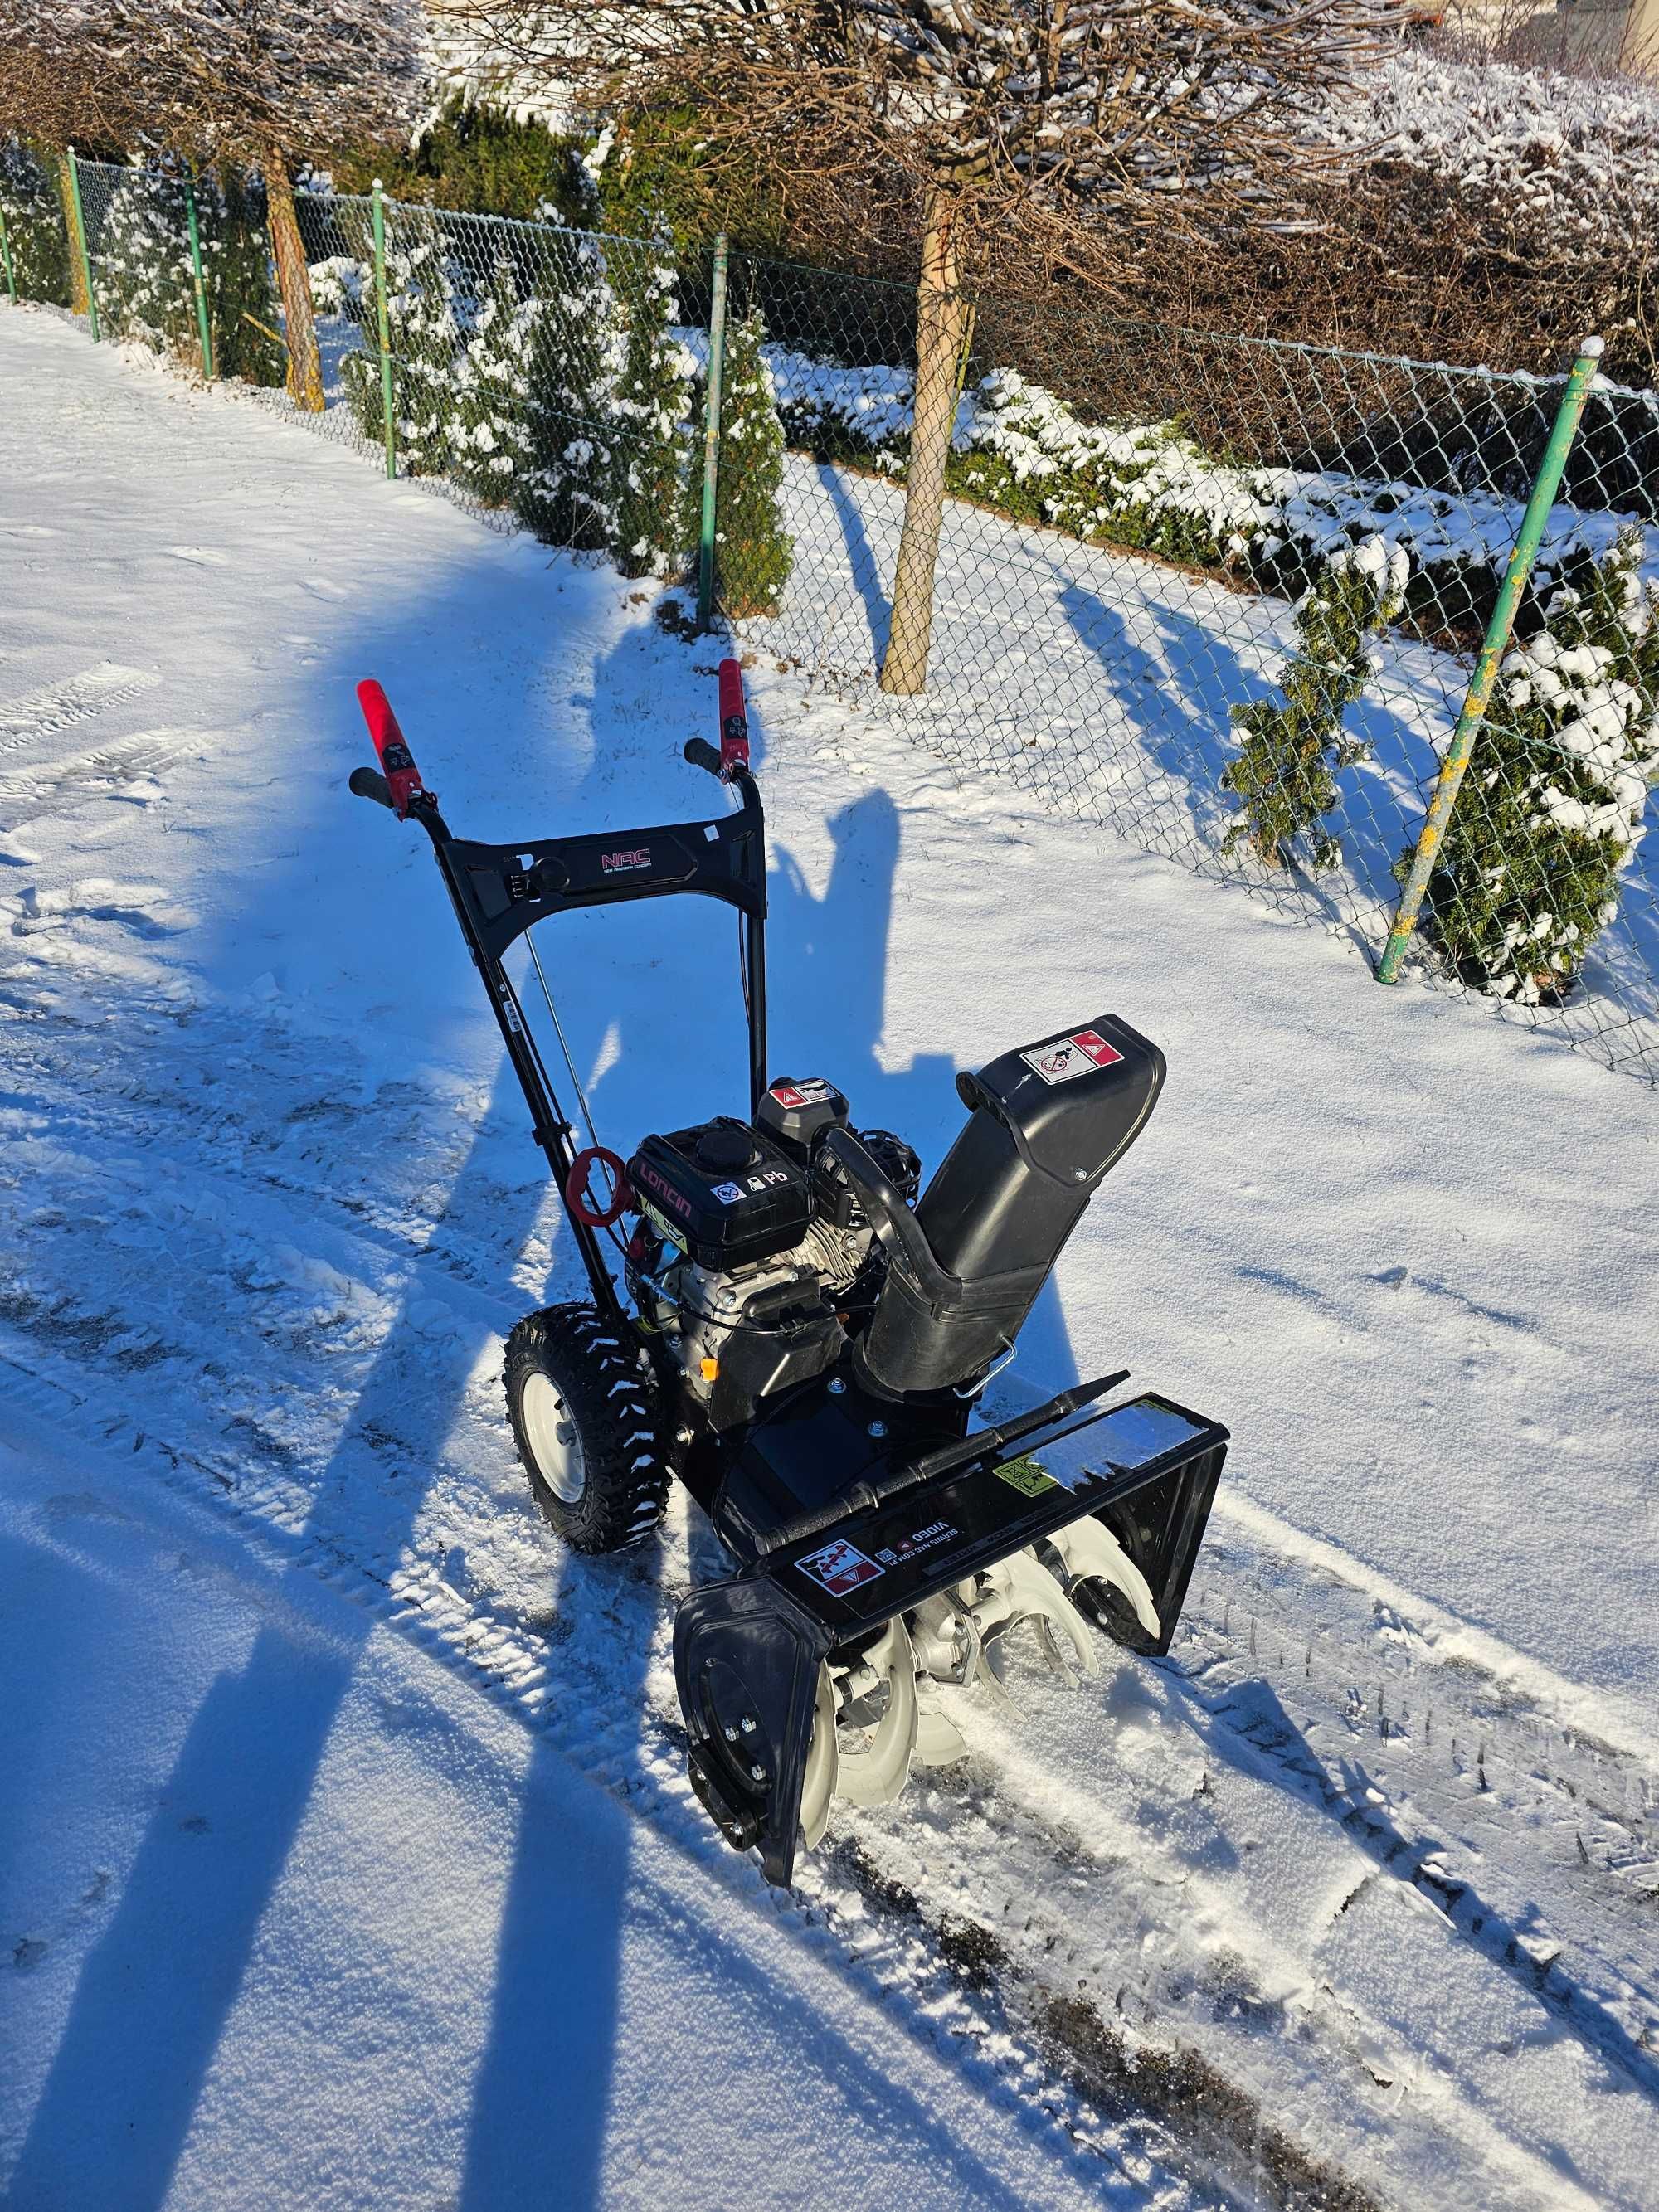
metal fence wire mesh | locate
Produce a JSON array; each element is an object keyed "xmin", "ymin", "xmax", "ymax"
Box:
[{"xmin": 7, "ymin": 160, "xmax": 1657, "ymax": 1087}]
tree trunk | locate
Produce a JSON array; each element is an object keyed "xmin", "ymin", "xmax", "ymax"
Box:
[
  {"xmin": 879, "ymin": 182, "xmax": 971, "ymax": 698},
  {"xmin": 262, "ymin": 142, "xmax": 324, "ymax": 413},
  {"xmin": 57, "ymin": 154, "xmax": 90, "ymax": 316}
]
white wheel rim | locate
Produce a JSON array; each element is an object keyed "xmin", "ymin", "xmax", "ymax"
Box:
[{"xmin": 521, "ymin": 1370, "xmax": 586, "ymax": 1504}]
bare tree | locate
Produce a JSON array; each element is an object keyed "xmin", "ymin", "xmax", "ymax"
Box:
[
  {"xmin": 457, "ymin": 0, "xmax": 1394, "ymax": 689},
  {"xmin": 0, "ymin": 1, "xmax": 421, "ymax": 411}
]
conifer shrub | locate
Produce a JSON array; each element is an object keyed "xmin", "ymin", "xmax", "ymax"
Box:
[
  {"xmin": 447, "ymin": 256, "xmax": 538, "ymax": 508},
  {"xmin": 685, "ymin": 307, "xmax": 792, "ymax": 615},
  {"xmin": 0, "ymin": 141, "xmax": 71, "ymax": 306},
  {"xmin": 517, "ymin": 234, "xmax": 620, "ymax": 547},
  {"xmin": 1224, "ymin": 536, "xmax": 1409, "ymax": 870},
  {"xmin": 331, "ymin": 100, "xmax": 593, "ymax": 226},
  {"xmin": 97, "ymin": 163, "xmax": 199, "ymax": 357},
  {"xmin": 1419, "ymin": 529, "xmax": 1659, "ymax": 1002},
  {"xmin": 607, "ymin": 246, "xmax": 693, "ymax": 578},
  {"xmin": 86, "ymin": 161, "xmax": 285, "ymax": 388},
  {"xmin": 201, "ymin": 171, "xmax": 285, "ymax": 387},
  {"xmin": 343, "ymin": 212, "xmax": 460, "ymax": 476}
]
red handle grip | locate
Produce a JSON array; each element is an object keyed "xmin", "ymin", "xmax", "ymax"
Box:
[
  {"xmin": 357, "ymin": 679, "xmax": 428, "ymax": 819},
  {"xmin": 717, "ymin": 658, "xmax": 750, "ymax": 772}
]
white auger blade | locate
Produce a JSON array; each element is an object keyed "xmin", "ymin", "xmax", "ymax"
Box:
[
  {"xmin": 831, "ymin": 1617, "xmax": 920, "ymax": 1808},
  {"xmin": 1047, "ymin": 1514, "xmax": 1162, "ymax": 1642},
  {"xmin": 912, "ymin": 1692, "xmax": 969, "ymax": 1769},
  {"xmin": 799, "ymin": 1665, "xmax": 838, "ymax": 1850},
  {"xmin": 968, "ymin": 1548, "xmax": 1099, "ymax": 1689}
]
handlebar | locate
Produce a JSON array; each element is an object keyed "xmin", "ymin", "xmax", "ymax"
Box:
[
  {"xmin": 349, "ymin": 766, "xmax": 396, "ymax": 810},
  {"xmin": 683, "ymin": 737, "xmax": 724, "ymax": 778}
]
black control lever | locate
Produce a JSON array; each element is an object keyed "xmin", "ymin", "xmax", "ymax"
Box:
[{"xmin": 754, "ymin": 1368, "xmax": 1132, "ymax": 1556}]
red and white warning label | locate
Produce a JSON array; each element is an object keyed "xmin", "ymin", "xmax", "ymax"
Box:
[
  {"xmin": 1020, "ymin": 1029, "xmax": 1125, "ymax": 1086},
  {"xmin": 795, "ymin": 1538, "xmax": 885, "ymax": 1597},
  {"xmin": 768, "ymin": 1078, "xmax": 833, "ymax": 1109}
]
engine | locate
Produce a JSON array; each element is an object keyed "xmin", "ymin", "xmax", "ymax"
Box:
[{"xmin": 625, "ymin": 1077, "xmax": 919, "ymax": 1431}]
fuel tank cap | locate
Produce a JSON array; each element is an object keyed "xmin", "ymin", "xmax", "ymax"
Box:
[{"xmin": 694, "ymin": 1121, "xmax": 761, "ymax": 1173}]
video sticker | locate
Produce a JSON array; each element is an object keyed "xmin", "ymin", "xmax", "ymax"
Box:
[
  {"xmin": 795, "ymin": 1539, "xmax": 885, "ymax": 1597},
  {"xmin": 1021, "ymin": 1028, "xmax": 1125, "ymax": 1086}
]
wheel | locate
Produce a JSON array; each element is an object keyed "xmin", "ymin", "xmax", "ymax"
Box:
[{"xmin": 504, "ymin": 1303, "xmax": 667, "ymax": 1553}]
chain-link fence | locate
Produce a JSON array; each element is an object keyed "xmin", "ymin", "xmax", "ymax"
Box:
[
  {"xmin": 722, "ymin": 250, "xmax": 1659, "ymax": 1086},
  {"xmin": 4, "ymin": 147, "xmax": 1657, "ymax": 1086}
]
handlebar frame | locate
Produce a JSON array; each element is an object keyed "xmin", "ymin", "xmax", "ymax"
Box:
[{"xmin": 350, "ymin": 706, "xmax": 768, "ymax": 1329}]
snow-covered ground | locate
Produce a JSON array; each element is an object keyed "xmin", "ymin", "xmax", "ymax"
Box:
[{"xmin": 2, "ymin": 304, "xmax": 1657, "ymax": 2210}]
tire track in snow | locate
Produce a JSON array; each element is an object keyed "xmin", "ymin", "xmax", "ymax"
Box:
[
  {"xmin": 0, "ymin": 1348, "xmax": 1207, "ymax": 2212},
  {"xmin": 6, "ymin": 981, "xmax": 1656, "ymax": 1898},
  {"xmin": 0, "ymin": 728, "xmax": 197, "ymax": 825},
  {"xmin": 0, "ymin": 664, "xmax": 161, "ymax": 763},
  {"xmin": 0, "ymin": 1169, "xmax": 1639, "ymax": 2206},
  {"xmin": 1, "ymin": 985, "xmax": 1655, "ymax": 2205}
]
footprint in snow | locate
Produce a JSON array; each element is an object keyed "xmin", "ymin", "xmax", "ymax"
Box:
[{"xmin": 167, "ymin": 547, "xmax": 230, "ymax": 567}]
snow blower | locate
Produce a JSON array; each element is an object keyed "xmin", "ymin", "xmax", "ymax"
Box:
[{"xmin": 349, "ymin": 662, "xmax": 1227, "ymax": 1884}]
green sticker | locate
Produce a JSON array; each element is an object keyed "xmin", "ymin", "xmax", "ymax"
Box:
[{"xmin": 995, "ymin": 1455, "xmax": 1058, "ymax": 1499}]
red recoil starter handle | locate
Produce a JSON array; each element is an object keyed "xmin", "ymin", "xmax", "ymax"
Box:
[
  {"xmin": 357, "ymin": 678, "xmax": 429, "ymax": 819},
  {"xmin": 566, "ymin": 1147, "xmax": 633, "ymax": 1228}
]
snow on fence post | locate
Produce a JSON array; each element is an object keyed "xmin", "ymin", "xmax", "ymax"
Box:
[
  {"xmin": 65, "ymin": 148, "xmax": 99, "ymax": 343},
  {"xmin": 698, "ymin": 232, "xmax": 731, "ymax": 631},
  {"xmin": 184, "ymin": 177, "xmax": 214, "ymax": 379},
  {"xmin": 1376, "ymin": 335, "xmax": 1607, "ymax": 988},
  {"xmin": 372, "ymin": 180, "xmax": 397, "ymax": 481}
]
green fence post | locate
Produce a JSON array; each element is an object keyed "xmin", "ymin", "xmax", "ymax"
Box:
[
  {"xmin": 697, "ymin": 233, "xmax": 731, "ymax": 630},
  {"xmin": 372, "ymin": 180, "xmax": 397, "ymax": 479},
  {"xmin": 1376, "ymin": 334, "xmax": 1605, "ymax": 988},
  {"xmin": 184, "ymin": 175, "xmax": 214, "ymax": 377},
  {"xmin": 66, "ymin": 147, "xmax": 98, "ymax": 342},
  {"xmin": 0, "ymin": 206, "xmax": 15, "ymax": 303}
]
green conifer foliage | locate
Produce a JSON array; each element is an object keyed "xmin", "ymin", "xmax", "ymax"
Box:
[
  {"xmin": 343, "ymin": 212, "xmax": 459, "ymax": 476},
  {"xmin": 688, "ymin": 307, "xmax": 793, "ymax": 616},
  {"xmin": 1224, "ymin": 537, "xmax": 1409, "ymax": 870},
  {"xmin": 0, "ymin": 142, "xmax": 70, "ymax": 305},
  {"xmin": 448, "ymin": 256, "xmax": 538, "ymax": 508},
  {"xmin": 517, "ymin": 233, "xmax": 619, "ymax": 547},
  {"xmin": 1421, "ymin": 529, "xmax": 1659, "ymax": 1002},
  {"xmin": 608, "ymin": 247, "xmax": 693, "ymax": 579},
  {"xmin": 97, "ymin": 162, "xmax": 198, "ymax": 357},
  {"xmin": 201, "ymin": 171, "xmax": 285, "ymax": 388}
]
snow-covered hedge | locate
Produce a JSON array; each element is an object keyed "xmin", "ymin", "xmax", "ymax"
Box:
[
  {"xmin": 1424, "ymin": 530, "xmax": 1659, "ymax": 1001},
  {"xmin": 704, "ymin": 342, "xmax": 1659, "ymax": 613},
  {"xmin": 326, "ymin": 241, "xmax": 779, "ymax": 586},
  {"xmin": 0, "ymin": 142, "xmax": 71, "ymax": 308},
  {"xmin": 1310, "ymin": 45, "xmax": 1659, "ymax": 255},
  {"xmin": 1224, "ymin": 537, "xmax": 1411, "ymax": 873}
]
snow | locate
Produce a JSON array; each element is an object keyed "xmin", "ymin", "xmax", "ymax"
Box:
[
  {"xmin": 1310, "ymin": 44, "xmax": 1659, "ymax": 249},
  {"xmin": 2, "ymin": 302, "xmax": 1658, "ymax": 2210},
  {"xmin": 0, "ymin": 1405, "xmax": 1146, "ymax": 2212}
]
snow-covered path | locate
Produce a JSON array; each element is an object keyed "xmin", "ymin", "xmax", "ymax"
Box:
[
  {"xmin": 2, "ymin": 305, "xmax": 1657, "ymax": 2210},
  {"xmin": 2, "ymin": 1393, "xmax": 1190, "ymax": 2212}
]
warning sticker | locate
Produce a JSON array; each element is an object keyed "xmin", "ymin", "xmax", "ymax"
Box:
[
  {"xmin": 995, "ymin": 1455, "xmax": 1059, "ymax": 1499},
  {"xmin": 769, "ymin": 1077, "xmax": 833, "ymax": 1108},
  {"xmin": 711, "ymin": 1181, "xmax": 744, "ymax": 1205},
  {"xmin": 1020, "ymin": 1029, "xmax": 1125, "ymax": 1086},
  {"xmin": 795, "ymin": 1539, "xmax": 885, "ymax": 1597}
]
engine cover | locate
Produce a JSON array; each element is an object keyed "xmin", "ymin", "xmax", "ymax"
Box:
[{"xmin": 629, "ymin": 1117, "xmax": 813, "ymax": 1270}]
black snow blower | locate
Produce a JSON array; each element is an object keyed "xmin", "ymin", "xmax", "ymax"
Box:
[{"xmin": 350, "ymin": 663, "xmax": 1227, "ymax": 1884}]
